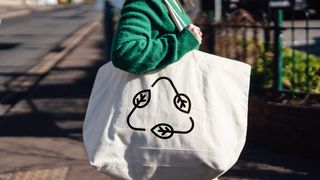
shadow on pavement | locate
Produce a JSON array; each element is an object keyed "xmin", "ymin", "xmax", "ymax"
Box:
[
  {"xmin": 0, "ymin": 22, "xmax": 109, "ymax": 179},
  {"xmin": 0, "ymin": 37, "xmax": 105, "ymax": 142},
  {"xmin": 222, "ymin": 143, "xmax": 319, "ymax": 179}
]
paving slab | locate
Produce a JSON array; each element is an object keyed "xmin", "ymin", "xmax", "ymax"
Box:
[
  {"xmin": 0, "ymin": 21, "xmax": 107, "ymax": 180},
  {"xmin": 0, "ymin": 4, "xmax": 99, "ymax": 104}
]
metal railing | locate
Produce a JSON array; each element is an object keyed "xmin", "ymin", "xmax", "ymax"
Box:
[{"xmin": 196, "ymin": 9, "xmax": 320, "ymax": 101}]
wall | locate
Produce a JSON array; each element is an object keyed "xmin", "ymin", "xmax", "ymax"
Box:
[{"xmin": 248, "ymin": 97, "xmax": 320, "ymax": 159}]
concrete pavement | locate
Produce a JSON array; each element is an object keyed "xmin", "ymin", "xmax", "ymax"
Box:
[
  {"xmin": 0, "ymin": 5, "xmax": 67, "ymax": 20},
  {"xmin": 0, "ymin": 4, "xmax": 100, "ymax": 114},
  {"xmin": 0, "ymin": 18, "xmax": 319, "ymax": 180},
  {"xmin": 0, "ymin": 6, "xmax": 30, "ymax": 20},
  {"xmin": 0, "ymin": 19, "xmax": 107, "ymax": 180},
  {"xmin": 283, "ymin": 20, "xmax": 320, "ymax": 56}
]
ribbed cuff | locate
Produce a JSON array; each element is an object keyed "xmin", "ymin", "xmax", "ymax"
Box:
[{"xmin": 177, "ymin": 28, "xmax": 200, "ymax": 55}]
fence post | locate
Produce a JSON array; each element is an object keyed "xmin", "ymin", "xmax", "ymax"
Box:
[
  {"xmin": 273, "ymin": 9, "xmax": 284, "ymax": 96},
  {"xmin": 305, "ymin": 11, "xmax": 310, "ymax": 94}
]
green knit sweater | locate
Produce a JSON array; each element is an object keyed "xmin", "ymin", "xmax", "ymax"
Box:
[{"xmin": 111, "ymin": 0, "xmax": 199, "ymax": 74}]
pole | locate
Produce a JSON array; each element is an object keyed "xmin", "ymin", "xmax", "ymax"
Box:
[
  {"xmin": 273, "ymin": 9, "xmax": 284, "ymax": 96},
  {"xmin": 305, "ymin": 10, "xmax": 310, "ymax": 94},
  {"xmin": 214, "ymin": 0, "xmax": 222, "ymax": 22},
  {"xmin": 104, "ymin": 0, "xmax": 114, "ymax": 61}
]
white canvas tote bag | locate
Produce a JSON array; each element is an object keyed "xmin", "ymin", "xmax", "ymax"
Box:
[{"xmin": 83, "ymin": 1, "xmax": 251, "ymax": 179}]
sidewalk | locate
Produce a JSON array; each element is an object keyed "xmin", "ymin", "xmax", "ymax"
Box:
[
  {"xmin": 0, "ymin": 21, "xmax": 318, "ymax": 179},
  {"xmin": 0, "ymin": 4, "xmax": 99, "ymax": 115},
  {"xmin": 0, "ymin": 5, "xmax": 60, "ymax": 20},
  {"xmin": 0, "ymin": 6, "xmax": 29, "ymax": 20},
  {"xmin": 0, "ymin": 21, "xmax": 107, "ymax": 179}
]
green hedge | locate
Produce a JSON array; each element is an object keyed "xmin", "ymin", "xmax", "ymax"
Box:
[{"xmin": 252, "ymin": 47, "xmax": 320, "ymax": 93}]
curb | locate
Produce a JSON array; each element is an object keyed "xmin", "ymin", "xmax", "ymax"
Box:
[
  {"xmin": 0, "ymin": 4, "xmax": 83, "ymax": 21},
  {"xmin": 0, "ymin": 9, "xmax": 31, "ymax": 20},
  {"xmin": 0, "ymin": 17, "xmax": 101, "ymax": 115}
]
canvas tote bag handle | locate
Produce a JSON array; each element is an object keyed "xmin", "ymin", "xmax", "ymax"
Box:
[{"xmin": 163, "ymin": 0, "xmax": 187, "ymax": 32}]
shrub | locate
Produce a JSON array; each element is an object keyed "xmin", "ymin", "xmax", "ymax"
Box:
[{"xmin": 252, "ymin": 47, "xmax": 320, "ymax": 94}]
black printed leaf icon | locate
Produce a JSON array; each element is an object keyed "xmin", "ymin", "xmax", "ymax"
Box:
[
  {"xmin": 173, "ymin": 93, "xmax": 191, "ymax": 114},
  {"xmin": 133, "ymin": 89, "xmax": 151, "ymax": 108},
  {"xmin": 151, "ymin": 123, "xmax": 174, "ymax": 139}
]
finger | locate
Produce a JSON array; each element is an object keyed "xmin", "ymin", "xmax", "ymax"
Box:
[
  {"xmin": 196, "ymin": 30, "xmax": 202, "ymax": 37},
  {"xmin": 188, "ymin": 24, "xmax": 195, "ymax": 29}
]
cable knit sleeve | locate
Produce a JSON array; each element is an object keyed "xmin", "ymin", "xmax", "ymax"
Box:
[{"xmin": 111, "ymin": 0, "xmax": 199, "ymax": 74}]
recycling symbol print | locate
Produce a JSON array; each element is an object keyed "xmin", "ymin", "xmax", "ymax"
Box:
[{"xmin": 127, "ymin": 77, "xmax": 194, "ymax": 139}]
